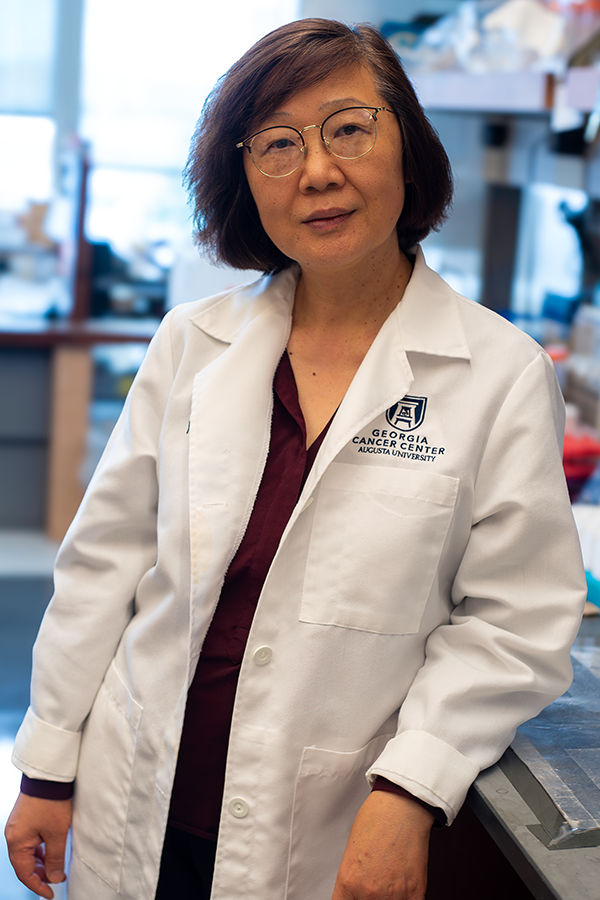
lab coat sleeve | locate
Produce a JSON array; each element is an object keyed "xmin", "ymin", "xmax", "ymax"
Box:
[
  {"xmin": 367, "ymin": 350, "xmax": 587, "ymax": 823},
  {"xmin": 12, "ymin": 310, "xmax": 178, "ymax": 782}
]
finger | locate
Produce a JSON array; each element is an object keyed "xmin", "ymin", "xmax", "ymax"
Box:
[
  {"xmin": 43, "ymin": 832, "xmax": 68, "ymax": 885},
  {"xmin": 9, "ymin": 845, "xmax": 56, "ymax": 899}
]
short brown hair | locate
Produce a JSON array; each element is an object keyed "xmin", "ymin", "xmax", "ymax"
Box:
[{"xmin": 184, "ymin": 18, "xmax": 453, "ymax": 273}]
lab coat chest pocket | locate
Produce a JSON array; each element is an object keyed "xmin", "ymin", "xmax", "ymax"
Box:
[
  {"xmin": 301, "ymin": 463, "xmax": 459, "ymax": 634},
  {"xmin": 71, "ymin": 660, "xmax": 143, "ymax": 891}
]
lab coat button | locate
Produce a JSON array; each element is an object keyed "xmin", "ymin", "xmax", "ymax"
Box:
[
  {"xmin": 254, "ymin": 646, "xmax": 273, "ymax": 666},
  {"xmin": 229, "ymin": 797, "xmax": 250, "ymax": 818}
]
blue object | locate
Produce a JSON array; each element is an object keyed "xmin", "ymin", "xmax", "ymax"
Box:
[
  {"xmin": 585, "ymin": 570, "xmax": 600, "ymax": 609},
  {"xmin": 541, "ymin": 292, "xmax": 582, "ymax": 325},
  {"xmin": 578, "ymin": 458, "xmax": 600, "ymax": 504}
]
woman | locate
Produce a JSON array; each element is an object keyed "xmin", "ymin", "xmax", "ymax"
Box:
[{"xmin": 6, "ymin": 18, "xmax": 586, "ymax": 900}]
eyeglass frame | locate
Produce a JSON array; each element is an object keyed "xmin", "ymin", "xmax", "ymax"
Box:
[{"xmin": 236, "ymin": 106, "xmax": 394, "ymax": 178}]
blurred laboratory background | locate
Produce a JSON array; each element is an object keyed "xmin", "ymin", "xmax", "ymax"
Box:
[{"xmin": 3, "ymin": 0, "xmax": 600, "ymax": 897}]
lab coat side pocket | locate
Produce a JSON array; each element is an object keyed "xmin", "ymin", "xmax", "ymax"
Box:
[
  {"xmin": 301, "ymin": 463, "xmax": 459, "ymax": 634},
  {"xmin": 71, "ymin": 660, "xmax": 143, "ymax": 892},
  {"xmin": 285, "ymin": 734, "xmax": 394, "ymax": 900}
]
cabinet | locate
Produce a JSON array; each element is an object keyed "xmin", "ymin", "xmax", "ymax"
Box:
[
  {"xmin": 0, "ymin": 349, "xmax": 51, "ymax": 528},
  {"xmin": 0, "ymin": 320, "xmax": 155, "ymax": 540}
]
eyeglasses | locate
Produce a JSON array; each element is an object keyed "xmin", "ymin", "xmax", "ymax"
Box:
[{"xmin": 236, "ymin": 106, "xmax": 393, "ymax": 178}]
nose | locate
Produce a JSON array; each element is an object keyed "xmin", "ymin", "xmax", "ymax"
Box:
[{"xmin": 298, "ymin": 129, "xmax": 345, "ymax": 192}]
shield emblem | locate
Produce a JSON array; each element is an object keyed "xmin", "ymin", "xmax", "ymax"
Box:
[{"xmin": 385, "ymin": 395, "xmax": 427, "ymax": 431}]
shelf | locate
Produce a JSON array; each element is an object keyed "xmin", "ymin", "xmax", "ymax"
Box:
[
  {"xmin": 409, "ymin": 70, "xmax": 553, "ymax": 113},
  {"xmin": 0, "ymin": 316, "xmax": 159, "ymax": 348}
]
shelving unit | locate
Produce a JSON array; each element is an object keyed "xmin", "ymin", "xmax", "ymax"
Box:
[{"xmin": 408, "ymin": 66, "xmax": 600, "ymax": 117}]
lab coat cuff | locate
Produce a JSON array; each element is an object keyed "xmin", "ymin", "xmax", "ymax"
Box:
[
  {"xmin": 12, "ymin": 707, "xmax": 82, "ymax": 781},
  {"xmin": 366, "ymin": 729, "xmax": 480, "ymax": 825}
]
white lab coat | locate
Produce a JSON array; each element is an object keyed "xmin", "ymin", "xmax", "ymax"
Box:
[{"xmin": 13, "ymin": 249, "xmax": 586, "ymax": 900}]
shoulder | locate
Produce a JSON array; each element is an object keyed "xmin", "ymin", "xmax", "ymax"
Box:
[
  {"xmin": 449, "ymin": 291, "xmax": 562, "ymax": 430},
  {"xmin": 402, "ymin": 250, "xmax": 547, "ymax": 376},
  {"xmin": 452, "ymin": 290, "xmax": 548, "ymax": 369}
]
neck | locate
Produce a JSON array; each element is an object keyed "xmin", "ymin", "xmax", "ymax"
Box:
[
  {"xmin": 286, "ymin": 242, "xmax": 414, "ymax": 448},
  {"xmin": 293, "ymin": 244, "xmax": 412, "ymax": 336}
]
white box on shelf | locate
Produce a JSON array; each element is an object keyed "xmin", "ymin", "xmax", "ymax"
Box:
[
  {"xmin": 566, "ymin": 67, "xmax": 600, "ymax": 112},
  {"xmin": 409, "ymin": 71, "xmax": 552, "ymax": 113}
]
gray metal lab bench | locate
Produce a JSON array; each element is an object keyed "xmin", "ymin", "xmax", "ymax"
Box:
[{"xmin": 465, "ymin": 622, "xmax": 600, "ymax": 900}]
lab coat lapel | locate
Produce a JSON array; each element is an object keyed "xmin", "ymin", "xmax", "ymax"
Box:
[
  {"xmin": 290, "ymin": 248, "xmax": 472, "ymax": 523},
  {"xmin": 299, "ymin": 305, "xmax": 414, "ymax": 505},
  {"xmin": 396, "ymin": 248, "xmax": 472, "ymax": 360},
  {"xmin": 186, "ymin": 288, "xmax": 292, "ymax": 659}
]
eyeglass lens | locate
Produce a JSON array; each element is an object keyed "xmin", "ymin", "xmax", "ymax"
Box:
[{"xmin": 249, "ymin": 108, "xmax": 377, "ymax": 177}]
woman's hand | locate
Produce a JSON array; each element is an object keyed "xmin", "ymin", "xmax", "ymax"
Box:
[
  {"xmin": 4, "ymin": 792, "xmax": 72, "ymax": 899},
  {"xmin": 331, "ymin": 790, "xmax": 434, "ymax": 900}
]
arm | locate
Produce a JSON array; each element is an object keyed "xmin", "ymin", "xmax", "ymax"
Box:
[
  {"xmin": 332, "ymin": 792, "xmax": 433, "ymax": 900},
  {"xmin": 368, "ymin": 352, "xmax": 586, "ymax": 821},
  {"xmin": 371, "ymin": 777, "xmax": 445, "ymax": 825},
  {"xmin": 333, "ymin": 352, "xmax": 586, "ymax": 898},
  {"xmin": 7, "ymin": 313, "xmax": 179, "ymax": 891},
  {"xmin": 12, "ymin": 311, "xmax": 177, "ymax": 782}
]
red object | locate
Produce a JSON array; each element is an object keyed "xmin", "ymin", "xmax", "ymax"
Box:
[{"xmin": 562, "ymin": 432, "xmax": 600, "ymax": 481}]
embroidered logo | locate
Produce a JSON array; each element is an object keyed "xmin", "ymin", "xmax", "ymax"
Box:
[{"xmin": 385, "ymin": 396, "xmax": 427, "ymax": 432}]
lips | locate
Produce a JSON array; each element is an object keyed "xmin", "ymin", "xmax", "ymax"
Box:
[
  {"xmin": 302, "ymin": 208, "xmax": 354, "ymax": 229},
  {"xmin": 303, "ymin": 208, "xmax": 352, "ymax": 223}
]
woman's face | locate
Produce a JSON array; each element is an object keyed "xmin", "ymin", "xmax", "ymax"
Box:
[{"xmin": 243, "ymin": 66, "xmax": 406, "ymax": 277}]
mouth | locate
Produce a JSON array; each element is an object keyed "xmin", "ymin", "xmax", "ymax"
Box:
[{"xmin": 302, "ymin": 208, "xmax": 354, "ymax": 228}]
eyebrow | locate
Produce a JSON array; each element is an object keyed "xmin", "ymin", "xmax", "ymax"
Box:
[
  {"xmin": 319, "ymin": 97, "xmax": 368, "ymax": 111},
  {"xmin": 268, "ymin": 98, "xmax": 370, "ymax": 120}
]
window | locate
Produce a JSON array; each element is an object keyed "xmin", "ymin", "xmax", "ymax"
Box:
[
  {"xmin": 0, "ymin": 0, "xmax": 57, "ymax": 222},
  {"xmin": 80, "ymin": 0, "xmax": 299, "ymax": 256},
  {"xmin": 0, "ymin": 0, "xmax": 57, "ymax": 115}
]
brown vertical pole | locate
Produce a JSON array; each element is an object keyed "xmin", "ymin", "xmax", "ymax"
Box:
[{"xmin": 46, "ymin": 344, "xmax": 93, "ymax": 541}]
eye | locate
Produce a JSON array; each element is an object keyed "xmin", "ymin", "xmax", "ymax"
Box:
[
  {"xmin": 325, "ymin": 110, "xmax": 375, "ymax": 148},
  {"xmin": 336, "ymin": 123, "xmax": 364, "ymax": 138},
  {"xmin": 332, "ymin": 120, "xmax": 369, "ymax": 140},
  {"xmin": 252, "ymin": 128, "xmax": 301, "ymax": 159},
  {"xmin": 267, "ymin": 137, "xmax": 296, "ymax": 152}
]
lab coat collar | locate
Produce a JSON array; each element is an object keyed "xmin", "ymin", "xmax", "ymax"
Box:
[
  {"xmin": 395, "ymin": 247, "xmax": 472, "ymax": 361},
  {"xmin": 188, "ymin": 267, "xmax": 297, "ymax": 344},
  {"xmin": 188, "ymin": 247, "xmax": 471, "ymax": 362}
]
